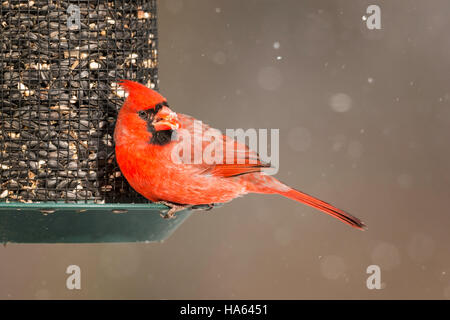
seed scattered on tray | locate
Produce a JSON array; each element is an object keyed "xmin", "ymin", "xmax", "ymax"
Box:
[{"xmin": 0, "ymin": 0, "xmax": 158, "ymax": 204}]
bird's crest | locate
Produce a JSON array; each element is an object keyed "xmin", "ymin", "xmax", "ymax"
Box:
[{"xmin": 118, "ymin": 80, "xmax": 166, "ymax": 112}]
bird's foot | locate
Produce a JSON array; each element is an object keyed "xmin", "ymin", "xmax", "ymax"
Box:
[
  {"xmin": 191, "ymin": 204, "xmax": 214, "ymax": 211},
  {"xmin": 155, "ymin": 201, "xmax": 191, "ymax": 219},
  {"xmin": 155, "ymin": 202, "xmax": 224, "ymax": 219},
  {"xmin": 191, "ymin": 203, "xmax": 224, "ymax": 212}
]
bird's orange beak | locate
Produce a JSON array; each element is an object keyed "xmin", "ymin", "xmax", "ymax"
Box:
[{"xmin": 152, "ymin": 106, "xmax": 180, "ymax": 131}]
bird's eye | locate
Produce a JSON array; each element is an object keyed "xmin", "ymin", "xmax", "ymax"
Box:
[{"xmin": 138, "ymin": 110, "xmax": 147, "ymax": 119}]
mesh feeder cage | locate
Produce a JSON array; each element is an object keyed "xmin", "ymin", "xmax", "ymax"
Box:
[{"xmin": 0, "ymin": 0, "xmax": 190, "ymax": 243}]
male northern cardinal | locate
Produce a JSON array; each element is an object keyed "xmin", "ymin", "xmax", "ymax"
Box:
[{"xmin": 114, "ymin": 80, "xmax": 366, "ymax": 230}]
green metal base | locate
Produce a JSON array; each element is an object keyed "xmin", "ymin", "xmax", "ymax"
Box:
[{"xmin": 0, "ymin": 203, "xmax": 191, "ymax": 244}]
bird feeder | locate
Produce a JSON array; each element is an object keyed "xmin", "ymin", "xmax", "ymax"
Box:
[{"xmin": 0, "ymin": 0, "xmax": 190, "ymax": 243}]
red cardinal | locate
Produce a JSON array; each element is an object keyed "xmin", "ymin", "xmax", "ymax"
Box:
[{"xmin": 114, "ymin": 80, "xmax": 366, "ymax": 230}]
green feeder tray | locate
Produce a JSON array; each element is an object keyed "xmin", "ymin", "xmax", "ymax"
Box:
[{"xmin": 0, "ymin": 203, "xmax": 191, "ymax": 244}]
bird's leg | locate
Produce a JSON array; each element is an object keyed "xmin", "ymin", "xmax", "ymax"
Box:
[{"xmin": 155, "ymin": 201, "xmax": 192, "ymax": 219}]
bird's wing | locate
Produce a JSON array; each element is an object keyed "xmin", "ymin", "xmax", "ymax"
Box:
[{"xmin": 175, "ymin": 114, "xmax": 270, "ymax": 178}]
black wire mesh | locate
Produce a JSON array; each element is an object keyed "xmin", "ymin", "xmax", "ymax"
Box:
[{"xmin": 0, "ymin": 0, "xmax": 157, "ymax": 203}]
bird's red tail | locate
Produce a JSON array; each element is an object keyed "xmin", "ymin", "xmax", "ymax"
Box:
[
  {"xmin": 278, "ymin": 188, "xmax": 367, "ymax": 230},
  {"xmin": 245, "ymin": 175, "xmax": 366, "ymax": 230}
]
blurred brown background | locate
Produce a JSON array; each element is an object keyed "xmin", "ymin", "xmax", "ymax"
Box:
[{"xmin": 1, "ymin": 0, "xmax": 450, "ymax": 299}]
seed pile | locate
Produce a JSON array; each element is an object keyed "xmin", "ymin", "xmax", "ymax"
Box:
[{"xmin": 0, "ymin": 0, "xmax": 158, "ymax": 203}]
